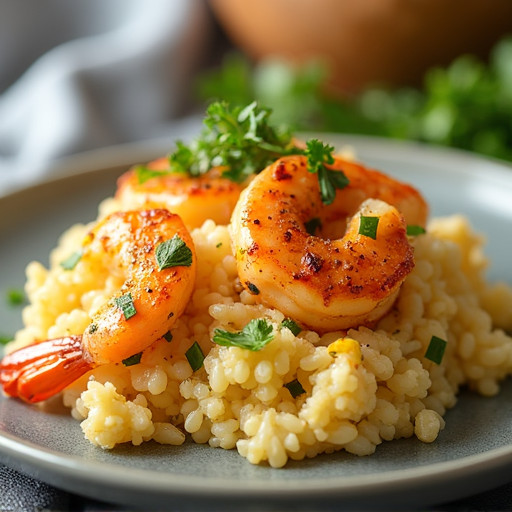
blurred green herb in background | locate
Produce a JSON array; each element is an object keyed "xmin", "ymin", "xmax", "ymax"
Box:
[
  {"xmin": 7, "ymin": 288, "xmax": 25, "ymax": 307},
  {"xmin": 197, "ymin": 37, "xmax": 512, "ymax": 162},
  {"xmin": 0, "ymin": 335, "xmax": 12, "ymax": 345}
]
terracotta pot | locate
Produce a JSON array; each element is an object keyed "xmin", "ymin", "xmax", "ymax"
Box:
[{"xmin": 210, "ymin": 0, "xmax": 512, "ymax": 95}]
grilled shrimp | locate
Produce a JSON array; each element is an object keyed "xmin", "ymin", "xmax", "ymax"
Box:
[
  {"xmin": 230, "ymin": 155, "xmax": 427, "ymax": 332},
  {"xmin": 115, "ymin": 158, "xmax": 244, "ymax": 229},
  {"xmin": 0, "ymin": 209, "xmax": 196, "ymax": 403}
]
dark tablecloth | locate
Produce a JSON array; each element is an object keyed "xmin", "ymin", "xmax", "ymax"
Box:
[{"xmin": 2, "ymin": 463, "xmax": 512, "ymax": 512}]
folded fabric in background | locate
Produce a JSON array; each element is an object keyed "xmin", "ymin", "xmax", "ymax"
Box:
[{"xmin": 0, "ymin": 0, "xmax": 213, "ymax": 195}]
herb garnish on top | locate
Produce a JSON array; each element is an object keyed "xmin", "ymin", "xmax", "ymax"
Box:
[{"xmin": 168, "ymin": 101, "xmax": 349, "ymax": 205}]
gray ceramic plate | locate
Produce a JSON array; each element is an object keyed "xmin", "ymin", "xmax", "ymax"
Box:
[{"xmin": 1, "ymin": 135, "xmax": 512, "ymax": 511}]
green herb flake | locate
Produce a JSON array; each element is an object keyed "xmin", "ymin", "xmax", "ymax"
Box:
[
  {"xmin": 407, "ymin": 225, "xmax": 427, "ymax": 236},
  {"xmin": 424, "ymin": 335, "xmax": 447, "ymax": 365},
  {"xmin": 168, "ymin": 101, "xmax": 295, "ymax": 183},
  {"xmin": 186, "ymin": 341, "xmax": 205, "ymax": 371},
  {"xmin": 7, "ymin": 288, "xmax": 25, "ymax": 306},
  {"xmin": 60, "ymin": 250, "xmax": 82, "ymax": 271},
  {"xmin": 359, "ymin": 216, "xmax": 380, "ymax": 240},
  {"xmin": 115, "ymin": 293, "xmax": 137, "ymax": 320},
  {"xmin": 216, "ymin": 242, "xmax": 223, "ymax": 248},
  {"xmin": 245, "ymin": 281, "xmax": 260, "ymax": 295},
  {"xmin": 88, "ymin": 323, "xmax": 98, "ymax": 334},
  {"xmin": 304, "ymin": 139, "xmax": 349, "ymax": 205},
  {"xmin": 163, "ymin": 331, "xmax": 173, "ymax": 343},
  {"xmin": 122, "ymin": 352, "xmax": 142, "ymax": 366},
  {"xmin": 156, "ymin": 234, "xmax": 193, "ymax": 270},
  {"xmin": 284, "ymin": 378, "xmax": 306, "ymax": 398},
  {"xmin": 304, "ymin": 138, "xmax": 335, "ymax": 172},
  {"xmin": 280, "ymin": 318, "xmax": 302, "ymax": 336},
  {"xmin": 213, "ymin": 318, "xmax": 274, "ymax": 351},
  {"xmin": 304, "ymin": 217, "xmax": 322, "ymax": 236},
  {"xmin": 134, "ymin": 165, "xmax": 173, "ymax": 185}
]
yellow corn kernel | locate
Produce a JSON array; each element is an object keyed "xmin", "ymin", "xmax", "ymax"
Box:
[{"xmin": 327, "ymin": 337, "xmax": 362, "ymax": 365}]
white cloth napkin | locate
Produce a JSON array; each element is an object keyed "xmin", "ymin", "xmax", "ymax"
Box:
[{"xmin": 0, "ymin": 0, "xmax": 210, "ymax": 196}]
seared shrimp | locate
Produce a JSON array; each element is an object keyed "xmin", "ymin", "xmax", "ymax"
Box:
[
  {"xmin": 0, "ymin": 209, "xmax": 196, "ymax": 403},
  {"xmin": 230, "ymin": 155, "xmax": 426, "ymax": 331},
  {"xmin": 321, "ymin": 156, "xmax": 428, "ymax": 238},
  {"xmin": 116, "ymin": 158, "xmax": 244, "ymax": 229}
]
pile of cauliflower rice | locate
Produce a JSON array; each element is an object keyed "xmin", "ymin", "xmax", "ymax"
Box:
[{"xmin": 9, "ymin": 192, "xmax": 512, "ymax": 468}]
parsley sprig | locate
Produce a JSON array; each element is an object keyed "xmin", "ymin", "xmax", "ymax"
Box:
[
  {"xmin": 304, "ymin": 139, "xmax": 349, "ymax": 204},
  {"xmin": 168, "ymin": 101, "xmax": 349, "ymax": 204},
  {"xmin": 170, "ymin": 101, "xmax": 294, "ymax": 182},
  {"xmin": 213, "ymin": 318, "xmax": 274, "ymax": 351}
]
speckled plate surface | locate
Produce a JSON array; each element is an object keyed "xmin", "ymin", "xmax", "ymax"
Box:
[{"xmin": 1, "ymin": 135, "xmax": 512, "ymax": 511}]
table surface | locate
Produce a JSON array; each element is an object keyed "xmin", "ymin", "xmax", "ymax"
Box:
[{"xmin": 2, "ymin": 463, "xmax": 512, "ymax": 512}]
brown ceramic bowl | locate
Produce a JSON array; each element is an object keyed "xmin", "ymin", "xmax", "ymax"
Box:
[{"xmin": 210, "ymin": 0, "xmax": 512, "ymax": 95}]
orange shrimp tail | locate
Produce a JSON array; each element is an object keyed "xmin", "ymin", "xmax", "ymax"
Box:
[{"xmin": 0, "ymin": 336, "xmax": 93, "ymax": 403}]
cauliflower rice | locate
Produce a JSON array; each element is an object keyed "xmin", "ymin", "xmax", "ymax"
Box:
[{"xmin": 8, "ymin": 195, "xmax": 512, "ymax": 468}]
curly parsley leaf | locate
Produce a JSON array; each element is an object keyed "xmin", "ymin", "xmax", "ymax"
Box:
[
  {"xmin": 169, "ymin": 101, "xmax": 294, "ymax": 183},
  {"xmin": 168, "ymin": 101, "xmax": 349, "ymax": 204},
  {"xmin": 304, "ymin": 139, "xmax": 349, "ymax": 205},
  {"xmin": 304, "ymin": 138, "xmax": 334, "ymax": 172},
  {"xmin": 213, "ymin": 318, "xmax": 274, "ymax": 351}
]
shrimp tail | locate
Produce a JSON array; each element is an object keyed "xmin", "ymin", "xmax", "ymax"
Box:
[{"xmin": 0, "ymin": 336, "xmax": 93, "ymax": 403}]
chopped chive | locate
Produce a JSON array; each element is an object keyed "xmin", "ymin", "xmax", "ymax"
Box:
[
  {"xmin": 186, "ymin": 341, "xmax": 205, "ymax": 371},
  {"xmin": 163, "ymin": 331, "xmax": 173, "ymax": 343},
  {"xmin": 407, "ymin": 225, "xmax": 427, "ymax": 236},
  {"xmin": 359, "ymin": 216, "xmax": 380, "ymax": 239},
  {"xmin": 284, "ymin": 378, "xmax": 306, "ymax": 398},
  {"xmin": 60, "ymin": 250, "xmax": 82, "ymax": 270},
  {"xmin": 245, "ymin": 281, "xmax": 260, "ymax": 295},
  {"xmin": 156, "ymin": 234, "xmax": 193, "ymax": 270},
  {"xmin": 304, "ymin": 217, "xmax": 322, "ymax": 236},
  {"xmin": 115, "ymin": 293, "xmax": 137, "ymax": 320},
  {"xmin": 425, "ymin": 335, "xmax": 447, "ymax": 365},
  {"xmin": 7, "ymin": 288, "xmax": 25, "ymax": 306},
  {"xmin": 280, "ymin": 318, "xmax": 301, "ymax": 336},
  {"xmin": 216, "ymin": 242, "xmax": 223, "ymax": 248},
  {"xmin": 122, "ymin": 352, "xmax": 142, "ymax": 366}
]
